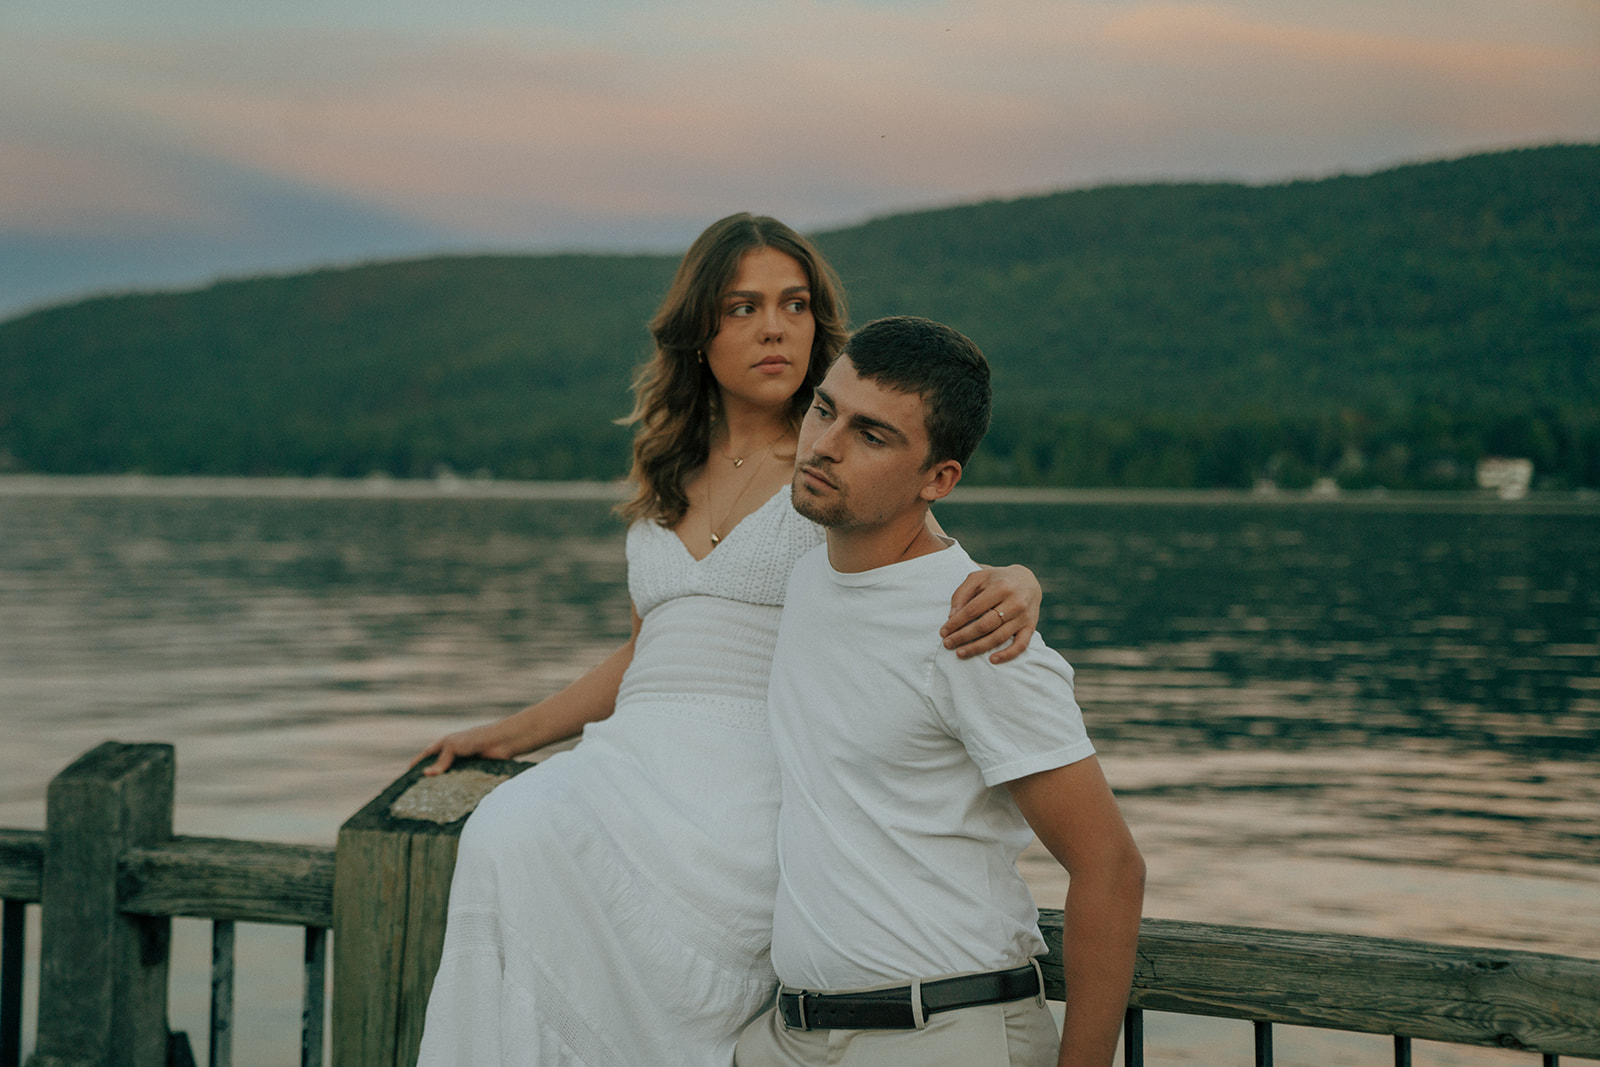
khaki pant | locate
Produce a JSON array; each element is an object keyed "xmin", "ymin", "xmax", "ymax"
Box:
[{"xmin": 734, "ymin": 992, "xmax": 1059, "ymax": 1067}]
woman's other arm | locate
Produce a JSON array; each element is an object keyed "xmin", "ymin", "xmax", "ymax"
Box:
[{"xmin": 414, "ymin": 605, "xmax": 644, "ymax": 774}]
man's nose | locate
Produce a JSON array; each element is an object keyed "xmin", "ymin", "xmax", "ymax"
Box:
[{"xmin": 809, "ymin": 420, "xmax": 843, "ymax": 460}]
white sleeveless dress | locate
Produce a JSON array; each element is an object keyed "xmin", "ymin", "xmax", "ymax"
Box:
[{"xmin": 417, "ymin": 488, "xmax": 823, "ymax": 1067}]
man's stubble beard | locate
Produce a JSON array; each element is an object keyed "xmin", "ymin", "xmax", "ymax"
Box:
[{"xmin": 790, "ymin": 478, "xmax": 851, "ymax": 530}]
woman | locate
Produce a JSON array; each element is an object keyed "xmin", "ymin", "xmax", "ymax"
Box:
[{"xmin": 414, "ymin": 213, "xmax": 1041, "ymax": 1066}]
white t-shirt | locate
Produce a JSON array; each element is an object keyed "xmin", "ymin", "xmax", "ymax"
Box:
[{"xmin": 768, "ymin": 540, "xmax": 1096, "ymax": 991}]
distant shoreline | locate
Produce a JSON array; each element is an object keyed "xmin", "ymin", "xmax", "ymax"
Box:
[
  {"xmin": 3, "ymin": 472, "xmax": 1597, "ymax": 512},
  {"xmin": 0, "ymin": 472, "xmax": 628, "ymax": 500}
]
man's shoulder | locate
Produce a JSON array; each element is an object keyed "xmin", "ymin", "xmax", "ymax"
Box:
[
  {"xmin": 928, "ymin": 538, "xmax": 977, "ymax": 572},
  {"xmin": 874, "ymin": 543, "xmax": 990, "ymax": 636}
]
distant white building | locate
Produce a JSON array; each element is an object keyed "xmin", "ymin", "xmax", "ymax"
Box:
[{"xmin": 1476, "ymin": 457, "xmax": 1533, "ymax": 499}]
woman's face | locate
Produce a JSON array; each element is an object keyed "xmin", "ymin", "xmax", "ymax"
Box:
[{"xmin": 703, "ymin": 247, "xmax": 816, "ymax": 417}]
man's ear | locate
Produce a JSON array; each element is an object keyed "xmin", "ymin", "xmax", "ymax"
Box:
[{"xmin": 919, "ymin": 458, "xmax": 963, "ymax": 503}]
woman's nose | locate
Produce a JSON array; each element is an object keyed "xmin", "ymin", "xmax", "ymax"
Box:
[{"xmin": 761, "ymin": 306, "xmax": 783, "ymax": 339}]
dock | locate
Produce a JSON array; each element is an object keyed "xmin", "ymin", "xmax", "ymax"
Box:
[{"xmin": 2, "ymin": 741, "xmax": 1598, "ymax": 1065}]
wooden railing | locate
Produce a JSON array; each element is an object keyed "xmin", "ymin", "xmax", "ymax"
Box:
[
  {"xmin": 0, "ymin": 744, "xmax": 334, "ymax": 1067},
  {"xmin": 2, "ymin": 742, "xmax": 1598, "ymax": 1066},
  {"xmin": 1037, "ymin": 915, "xmax": 1599, "ymax": 1066}
]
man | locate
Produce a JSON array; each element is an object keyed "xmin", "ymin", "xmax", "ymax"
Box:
[{"xmin": 737, "ymin": 316, "xmax": 1146, "ymax": 1067}]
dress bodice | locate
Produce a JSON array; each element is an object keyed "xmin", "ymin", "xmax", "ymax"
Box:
[{"xmin": 626, "ymin": 487, "xmax": 823, "ymax": 617}]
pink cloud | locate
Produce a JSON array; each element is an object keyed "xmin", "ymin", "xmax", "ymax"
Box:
[{"xmin": 2, "ymin": 1, "xmax": 1596, "ymax": 244}]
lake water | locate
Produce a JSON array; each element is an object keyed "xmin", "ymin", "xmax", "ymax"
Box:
[{"xmin": 2, "ymin": 476, "xmax": 1597, "ymax": 1066}]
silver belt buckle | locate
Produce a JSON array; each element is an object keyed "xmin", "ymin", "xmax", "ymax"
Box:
[{"xmin": 786, "ymin": 991, "xmax": 811, "ymax": 1032}]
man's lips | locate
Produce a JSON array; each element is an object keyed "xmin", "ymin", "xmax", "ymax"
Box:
[{"xmin": 798, "ymin": 463, "xmax": 836, "ymax": 490}]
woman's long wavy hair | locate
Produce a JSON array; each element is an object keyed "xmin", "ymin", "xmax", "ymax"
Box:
[{"xmin": 617, "ymin": 213, "xmax": 848, "ymax": 526}]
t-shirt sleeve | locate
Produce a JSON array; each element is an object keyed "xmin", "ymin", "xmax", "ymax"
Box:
[{"xmin": 929, "ymin": 637, "xmax": 1097, "ymax": 786}]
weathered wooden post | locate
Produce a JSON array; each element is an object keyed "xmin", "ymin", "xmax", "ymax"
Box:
[
  {"xmin": 331, "ymin": 757, "xmax": 529, "ymax": 1067},
  {"xmin": 30, "ymin": 742, "xmax": 175, "ymax": 1067}
]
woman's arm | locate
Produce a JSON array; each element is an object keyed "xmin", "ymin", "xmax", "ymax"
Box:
[
  {"xmin": 925, "ymin": 510, "xmax": 1044, "ymax": 663},
  {"xmin": 414, "ymin": 605, "xmax": 644, "ymax": 775}
]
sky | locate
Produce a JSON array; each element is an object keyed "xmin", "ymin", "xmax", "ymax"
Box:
[{"xmin": 2, "ymin": 0, "xmax": 1597, "ymax": 318}]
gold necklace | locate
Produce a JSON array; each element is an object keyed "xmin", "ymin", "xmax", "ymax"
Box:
[
  {"xmin": 706, "ymin": 434, "xmax": 786, "ymax": 545},
  {"xmin": 722, "ymin": 426, "xmax": 790, "ymax": 468}
]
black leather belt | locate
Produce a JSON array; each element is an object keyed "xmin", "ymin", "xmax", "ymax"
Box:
[{"xmin": 777, "ymin": 962, "xmax": 1042, "ymax": 1031}]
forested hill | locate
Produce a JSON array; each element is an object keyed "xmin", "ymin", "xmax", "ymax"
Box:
[{"xmin": 2, "ymin": 144, "xmax": 1597, "ymax": 489}]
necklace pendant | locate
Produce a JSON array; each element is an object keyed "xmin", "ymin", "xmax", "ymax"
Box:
[
  {"xmin": 709, "ymin": 532, "xmax": 721, "ymax": 545},
  {"xmin": 732, "ymin": 458, "xmax": 744, "ymax": 468}
]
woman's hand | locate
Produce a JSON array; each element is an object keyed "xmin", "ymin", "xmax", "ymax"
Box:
[
  {"xmin": 412, "ymin": 719, "xmax": 525, "ymax": 776},
  {"xmin": 942, "ymin": 563, "xmax": 1043, "ymax": 663},
  {"xmin": 413, "ymin": 608, "xmax": 644, "ymax": 776}
]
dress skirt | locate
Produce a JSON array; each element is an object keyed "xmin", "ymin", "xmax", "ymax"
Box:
[{"xmin": 416, "ymin": 593, "xmax": 787, "ymax": 1067}]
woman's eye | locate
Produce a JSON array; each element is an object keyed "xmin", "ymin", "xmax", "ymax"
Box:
[
  {"xmin": 785, "ymin": 299, "xmax": 809, "ymax": 314},
  {"xmin": 727, "ymin": 304, "xmax": 754, "ymax": 318}
]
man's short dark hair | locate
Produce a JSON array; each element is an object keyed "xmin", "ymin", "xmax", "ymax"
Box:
[{"xmin": 842, "ymin": 316, "xmax": 991, "ymax": 467}]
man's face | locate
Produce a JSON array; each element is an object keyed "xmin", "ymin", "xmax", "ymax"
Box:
[{"xmin": 792, "ymin": 356, "xmax": 942, "ymax": 530}]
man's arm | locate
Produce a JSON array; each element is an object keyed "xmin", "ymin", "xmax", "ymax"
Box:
[{"xmin": 1007, "ymin": 756, "xmax": 1146, "ymax": 1067}]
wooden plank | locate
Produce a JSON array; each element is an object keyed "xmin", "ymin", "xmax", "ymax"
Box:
[
  {"xmin": 32, "ymin": 741, "xmax": 175, "ymax": 1067},
  {"xmin": 331, "ymin": 815, "xmax": 409, "ymax": 1067},
  {"xmin": 331, "ymin": 756, "xmax": 531, "ymax": 1067},
  {"xmin": 1038, "ymin": 910, "xmax": 1065, "ymax": 1001},
  {"xmin": 302, "ymin": 926, "xmax": 328, "ymax": 1067},
  {"xmin": 393, "ymin": 830, "xmax": 463, "ymax": 1059},
  {"xmin": 210, "ymin": 920, "xmax": 235, "ymax": 1067},
  {"xmin": 0, "ymin": 830, "xmax": 43, "ymax": 902},
  {"xmin": 120, "ymin": 837, "xmax": 335, "ymax": 927},
  {"xmin": 1038, "ymin": 913, "xmax": 1600, "ymax": 1059},
  {"xmin": 1133, "ymin": 918, "xmax": 1600, "ymax": 1057},
  {"xmin": 2, "ymin": 900, "xmax": 25, "ymax": 1067}
]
